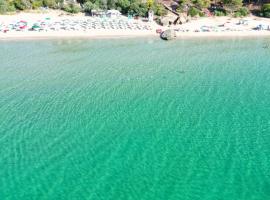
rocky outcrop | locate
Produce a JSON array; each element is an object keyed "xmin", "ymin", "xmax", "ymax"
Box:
[
  {"xmin": 159, "ymin": 9, "xmax": 190, "ymax": 26},
  {"xmin": 160, "ymin": 16, "xmax": 177, "ymax": 26},
  {"xmin": 160, "ymin": 29, "xmax": 176, "ymax": 40},
  {"xmin": 173, "ymin": 13, "xmax": 191, "ymax": 25}
]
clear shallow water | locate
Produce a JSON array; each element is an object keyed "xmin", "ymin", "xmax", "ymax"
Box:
[{"xmin": 0, "ymin": 38, "xmax": 270, "ymax": 200}]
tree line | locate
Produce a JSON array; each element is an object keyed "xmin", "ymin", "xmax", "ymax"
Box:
[
  {"xmin": 0, "ymin": 0, "xmax": 167, "ymax": 16},
  {"xmin": 0, "ymin": 0, "xmax": 269, "ymax": 18}
]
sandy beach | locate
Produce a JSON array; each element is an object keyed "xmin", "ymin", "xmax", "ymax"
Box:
[
  {"xmin": 0, "ymin": 11, "xmax": 157, "ymax": 40},
  {"xmin": 174, "ymin": 16, "xmax": 270, "ymax": 38},
  {"xmin": 0, "ymin": 30, "xmax": 156, "ymax": 40},
  {"xmin": 1, "ymin": 11, "xmax": 270, "ymax": 39}
]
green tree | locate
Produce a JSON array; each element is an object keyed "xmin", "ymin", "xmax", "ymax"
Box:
[
  {"xmin": 153, "ymin": 3, "xmax": 167, "ymax": 16},
  {"xmin": 31, "ymin": 0, "xmax": 43, "ymax": 9},
  {"xmin": 98, "ymin": 0, "xmax": 107, "ymax": 9},
  {"xmin": 43, "ymin": 0, "xmax": 57, "ymax": 8},
  {"xmin": 116, "ymin": 0, "xmax": 130, "ymax": 13},
  {"xmin": 179, "ymin": 0, "xmax": 191, "ymax": 5},
  {"xmin": 193, "ymin": 0, "xmax": 210, "ymax": 9},
  {"xmin": 129, "ymin": 1, "xmax": 148, "ymax": 16},
  {"xmin": 262, "ymin": 3, "xmax": 270, "ymax": 18},
  {"xmin": 107, "ymin": 0, "xmax": 116, "ymax": 9},
  {"xmin": 147, "ymin": 0, "xmax": 153, "ymax": 9},
  {"xmin": 83, "ymin": 1, "xmax": 98, "ymax": 12},
  {"xmin": 0, "ymin": 0, "xmax": 8, "ymax": 13},
  {"xmin": 63, "ymin": 3, "xmax": 81, "ymax": 13},
  {"xmin": 14, "ymin": 0, "xmax": 32, "ymax": 10},
  {"xmin": 188, "ymin": 7, "xmax": 201, "ymax": 16},
  {"xmin": 222, "ymin": 0, "xmax": 243, "ymax": 13}
]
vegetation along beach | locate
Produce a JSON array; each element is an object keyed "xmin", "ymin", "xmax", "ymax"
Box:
[{"xmin": 0, "ymin": 0, "xmax": 270, "ymax": 200}]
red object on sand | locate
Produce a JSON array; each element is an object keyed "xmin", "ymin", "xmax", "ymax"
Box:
[{"xmin": 156, "ymin": 29, "xmax": 162, "ymax": 34}]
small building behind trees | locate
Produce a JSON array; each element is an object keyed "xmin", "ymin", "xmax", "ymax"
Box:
[{"xmin": 106, "ymin": 10, "xmax": 122, "ymax": 18}]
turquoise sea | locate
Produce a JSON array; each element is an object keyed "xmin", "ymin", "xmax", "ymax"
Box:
[{"xmin": 0, "ymin": 38, "xmax": 270, "ymax": 200}]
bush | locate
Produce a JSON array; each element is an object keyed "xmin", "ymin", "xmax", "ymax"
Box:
[
  {"xmin": 199, "ymin": 11, "xmax": 205, "ymax": 17},
  {"xmin": 234, "ymin": 12, "xmax": 240, "ymax": 17},
  {"xmin": 179, "ymin": 0, "xmax": 189, "ymax": 5},
  {"xmin": 222, "ymin": 0, "xmax": 242, "ymax": 7},
  {"xmin": 214, "ymin": 10, "xmax": 226, "ymax": 16},
  {"xmin": 188, "ymin": 7, "xmax": 201, "ymax": 17},
  {"xmin": 129, "ymin": 2, "xmax": 148, "ymax": 17},
  {"xmin": 8, "ymin": 3, "xmax": 16, "ymax": 12},
  {"xmin": 239, "ymin": 7, "xmax": 249, "ymax": 16},
  {"xmin": 91, "ymin": 0, "xmax": 107, "ymax": 10},
  {"xmin": 193, "ymin": 0, "xmax": 210, "ymax": 9},
  {"xmin": 14, "ymin": 0, "xmax": 32, "ymax": 10},
  {"xmin": 0, "ymin": 0, "xmax": 17, "ymax": 13},
  {"xmin": 32, "ymin": 0, "xmax": 43, "ymax": 9},
  {"xmin": 83, "ymin": 1, "xmax": 98, "ymax": 13},
  {"xmin": 262, "ymin": 4, "xmax": 270, "ymax": 18},
  {"xmin": 234, "ymin": 7, "xmax": 249, "ymax": 17},
  {"xmin": 43, "ymin": 0, "xmax": 57, "ymax": 8},
  {"xmin": 222, "ymin": 0, "xmax": 242, "ymax": 13},
  {"xmin": 106, "ymin": 0, "xmax": 114, "ymax": 9},
  {"xmin": 116, "ymin": 0, "xmax": 130, "ymax": 14},
  {"xmin": 0, "ymin": 0, "xmax": 8, "ymax": 14},
  {"xmin": 153, "ymin": 3, "xmax": 167, "ymax": 16},
  {"xmin": 63, "ymin": 3, "xmax": 81, "ymax": 13}
]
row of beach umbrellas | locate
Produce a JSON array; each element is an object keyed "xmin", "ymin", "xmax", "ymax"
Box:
[{"xmin": 0, "ymin": 17, "xmax": 152, "ymax": 33}]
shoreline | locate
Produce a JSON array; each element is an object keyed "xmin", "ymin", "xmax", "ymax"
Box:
[
  {"xmin": 0, "ymin": 31, "xmax": 157, "ymax": 41},
  {"xmin": 176, "ymin": 31, "xmax": 270, "ymax": 38},
  {"xmin": 1, "ymin": 31, "xmax": 270, "ymax": 41}
]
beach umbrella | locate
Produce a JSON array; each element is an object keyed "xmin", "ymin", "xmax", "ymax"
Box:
[
  {"xmin": 3, "ymin": 26, "xmax": 9, "ymax": 33},
  {"xmin": 32, "ymin": 24, "xmax": 40, "ymax": 29},
  {"xmin": 20, "ymin": 25, "xmax": 27, "ymax": 29},
  {"xmin": 20, "ymin": 21, "xmax": 27, "ymax": 27}
]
